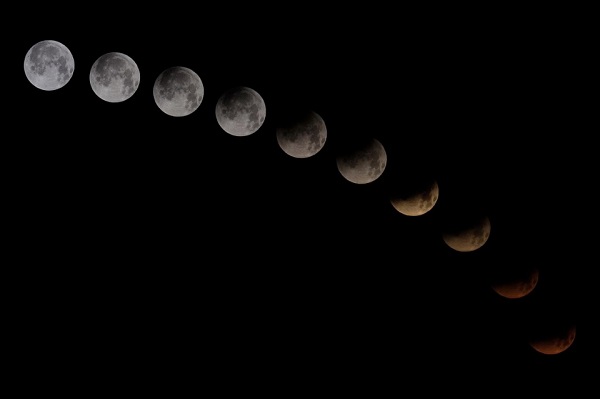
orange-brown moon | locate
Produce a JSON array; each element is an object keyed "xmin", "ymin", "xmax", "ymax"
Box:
[
  {"xmin": 390, "ymin": 179, "xmax": 439, "ymax": 217},
  {"xmin": 530, "ymin": 325, "xmax": 576, "ymax": 355},
  {"xmin": 442, "ymin": 215, "xmax": 491, "ymax": 252},
  {"xmin": 491, "ymin": 268, "xmax": 539, "ymax": 299}
]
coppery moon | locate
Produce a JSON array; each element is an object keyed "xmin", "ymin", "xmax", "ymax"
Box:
[
  {"xmin": 491, "ymin": 268, "xmax": 539, "ymax": 299},
  {"xmin": 390, "ymin": 179, "xmax": 439, "ymax": 216},
  {"xmin": 442, "ymin": 215, "xmax": 491, "ymax": 252},
  {"xmin": 530, "ymin": 325, "xmax": 576, "ymax": 355}
]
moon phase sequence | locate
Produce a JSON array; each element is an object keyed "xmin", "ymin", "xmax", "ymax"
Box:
[
  {"xmin": 276, "ymin": 111, "xmax": 327, "ymax": 158},
  {"xmin": 153, "ymin": 66, "xmax": 204, "ymax": 117},
  {"xmin": 216, "ymin": 86, "xmax": 266, "ymax": 136},
  {"xmin": 24, "ymin": 40, "xmax": 74, "ymax": 91},
  {"xmin": 89, "ymin": 52, "xmax": 140, "ymax": 102},
  {"xmin": 336, "ymin": 138, "xmax": 387, "ymax": 184}
]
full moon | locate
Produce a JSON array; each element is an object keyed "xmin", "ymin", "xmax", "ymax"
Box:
[
  {"xmin": 153, "ymin": 66, "xmax": 204, "ymax": 117},
  {"xmin": 215, "ymin": 86, "xmax": 266, "ymax": 136},
  {"xmin": 390, "ymin": 179, "xmax": 439, "ymax": 216},
  {"xmin": 491, "ymin": 267, "xmax": 539, "ymax": 299},
  {"xmin": 89, "ymin": 52, "xmax": 140, "ymax": 102},
  {"xmin": 530, "ymin": 325, "xmax": 576, "ymax": 355},
  {"xmin": 276, "ymin": 110, "xmax": 327, "ymax": 158},
  {"xmin": 442, "ymin": 215, "xmax": 491, "ymax": 252},
  {"xmin": 336, "ymin": 138, "xmax": 387, "ymax": 184},
  {"xmin": 24, "ymin": 40, "xmax": 74, "ymax": 91}
]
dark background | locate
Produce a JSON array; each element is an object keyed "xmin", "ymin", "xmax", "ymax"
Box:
[{"xmin": 8, "ymin": 5, "xmax": 582, "ymax": 393}]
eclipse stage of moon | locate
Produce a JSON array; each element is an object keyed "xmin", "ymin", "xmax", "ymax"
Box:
[
  {"xmin": 89, "ymin": 52, "xmax": 140, "ymax": 103},
  {"xmin": 530, "ymin": 325, "xmax": 576, "ymax": 355},
  {"xmin": 24, "ymin": 40, "xmax": 74, "ymax": 91},
  {"xmin": 215, "ymin": 86, "xmax": 266, "ymax": 136},
  {"xmin": 491, "ymin": 267, "xmax": 539, "ymax": 299},
  {"xmin": 336, "ymin": 138, "xmax": 387, "ymax": 184},
  {"xmin": 153, "ymin": 66, "xmax": 204, "ymax": 117},
  {"xmin": 390, "ymin": 179, "xmax": 439, "ymax": 216},
  {"xmin": 442, "ymin": 215, "xmax": 491, "ymax": 252},
  {"xmin": 276, "ymin": 111, "xmax": 327, "ymax": 158}
]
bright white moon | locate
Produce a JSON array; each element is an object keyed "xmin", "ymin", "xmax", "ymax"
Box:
[
  {"xmin": 24, "ymin": 40, "xmax": 74, "ymax": 91},
  {"xmin": 89, "ymin": 52, "xmax": 140, "ymax": 103}
]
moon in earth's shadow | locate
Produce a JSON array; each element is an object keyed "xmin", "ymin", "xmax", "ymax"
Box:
[
  {"xmin": 153, "ymin": 66, "xmax": 204, "ymax": 117},
  {"xmin": 390, "ymin": 178, "xmax": 439, "ymax": 216},
  {"xmin": 215, "ymin": 86, "xmax": 267, "ymax": 136},
  {"xmin": 491, "ymin": 267, "xmax": 539, "ymax": 299},
  {"xmin": 24, "ymin": 40, "xmax": 74, "ymax": 91},
  {"xmin": 89, "ymin": 52, "xmax": 140, "ymax": 102},
  {"xmin": 530, "ymin": 325, "xmax": 576, "ymax": 355},
  {"xmin": 276, "ymin": 110, "xmax": 327, "ymax": 158},
  {"xmin": 336, "ymin": 138, "xmax": 387, "ymax": 184},
  {"xmin": 442, "ymin": 214, "xmax": 491, "ymax": 252}
]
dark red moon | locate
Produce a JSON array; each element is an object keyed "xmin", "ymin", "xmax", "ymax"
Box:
[{"xmin": 530, "ymin": 325, "xmax": 576, "ymax": 355}]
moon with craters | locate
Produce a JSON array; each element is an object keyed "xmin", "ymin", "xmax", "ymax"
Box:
[
  {"xmin": 491, "ymin": 267, "xmax": 539, "ymax": 299},
  {"xmin": 390, "ymin": 178, "xmax": 439, "ymax": 216},
  {"xmin": 216, "ymin": 86, "xmax": 266, "ymax": 136},
  {"xmin": 276, "ymin": 110, "xmax": 327, "ymax": 158},
  {"xmin": 442, "ymin": 214, "xmax": 491, "ymax": 252},
  {"xmin": 153, "ymin": 66, "xmax": 204, "ymax": 117},
  {"xmin": 89, "ymin": 52, "xmax": 140, "ymax": 103},
  {"xmin": 530, "ymin": 325, "xmax": 576, "ymax": 355},
  {"xmin": 336, "ymin": 138, "xmax": 387, "ymax": 184},
  {"xmin": 24, "ymin": 40, "xmax": 74, "ymax": 91}
]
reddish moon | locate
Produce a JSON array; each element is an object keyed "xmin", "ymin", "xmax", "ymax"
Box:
[
  {"xmin": 491, "ymin": 268, "xmax": 539, "ymax": 299},
  {"xmin": 530, "ymin": 325, "xmax": 576, "ymax": 355}
]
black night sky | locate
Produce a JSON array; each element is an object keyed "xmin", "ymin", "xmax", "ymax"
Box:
[{"xmin": 8, "ymin": 5, "xmax": 583, "ymax": 393}]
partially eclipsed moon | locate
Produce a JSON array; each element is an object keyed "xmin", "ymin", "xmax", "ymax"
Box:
[
  {"xmin": 390, "ymin": 179, "xmax": 439, "ymax": 216},
  {"xmin": 442, "ymin": 215, "xmax": 491, "ymax": 252},
  {"xmin": 491, "ymin": 268, "xmax": 539, "ymax": 299},
  {"xmin": 530, "ymin": 325, "xmax": 576, "ymax": 355},
  {"xmin": 153, "ymin": 66, "xmax": 204, "ymax": 117},
  {"xmin": 89, "ymin": 52, "xmax": 140, "ymax": 102},
  {"xmin": 276, "ymin": 111, "xmax": 327, "ymax": 158},
  {"xmin": 24, "ymin": 40, "xmax": 74, "ymax": 91},
  {"xmin": 216, "ymin": 86, "xmax": 267, "ymax": 136},
  {"xmin": 336, "ymin": 138, "xmax": 387, "ymax": 184}
]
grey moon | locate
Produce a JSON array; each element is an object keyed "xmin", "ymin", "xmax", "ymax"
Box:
[
  {"xmin": 153, "ymin": 66, "xmax": 204, "ymax": 117},
  {"xmin": 215, "ymin": 86, "xmax": 266, "ymax": 136},
  {"xmin": 390, "ymin": 180, "xmax": 439, "ymax": 216},
  {"xmin": 442, "ymin": 215, "xmax": 491, "ymax": 252},
  {"xmin": 24, "ymin": 40, "xmax": 74, "ymax": 91},
  {"xmin": 530, "ymin": 325, "xmax": 576, "ymax": 355},
  {"xmin": 276, "ymin": 111, "xmax": 327, "ymax": 158},
  {"xmin": 336, "ymin": 138, "xmax": 387, "ymax": 184},
  {"xmin": 89, "ymin": 52, "xmax": 140, "ymax": 103}
]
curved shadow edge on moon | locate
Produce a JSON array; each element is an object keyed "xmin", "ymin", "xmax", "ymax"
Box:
[
  {"xmin": 153, "ymin": 66, "xmax": 204, "ymax": 117},
  {"xmin": 529, "ymin": 325, "xmax": 576, "ymax": 355},
  {"xmin": 215, "ymin": 86, "xmax": 266, "ymax": 136},
  {"xmin": 89, "ymin": 52, "xmax": 140, "ymax": 103},
  {"xmin": 390, "ymin": 180, "xmax": 439, "ymax": 216},
  {"xmin": 24, "ymin": 40, "xmax": 75, "ymax": 91},
  {"xmin": 442, "ymin": 215, "xmax": 491, "ymax": 252},
  {"xmin": 491, "ymin": 268, "xmax": 539, "ymax": 299},
  {"xmin": 336, "ymin": 138, "xmax": 387, "ymax": 184},
  {"xmin": 276, "ymin": 111, "xmax": 327, "ymax": 158}
]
